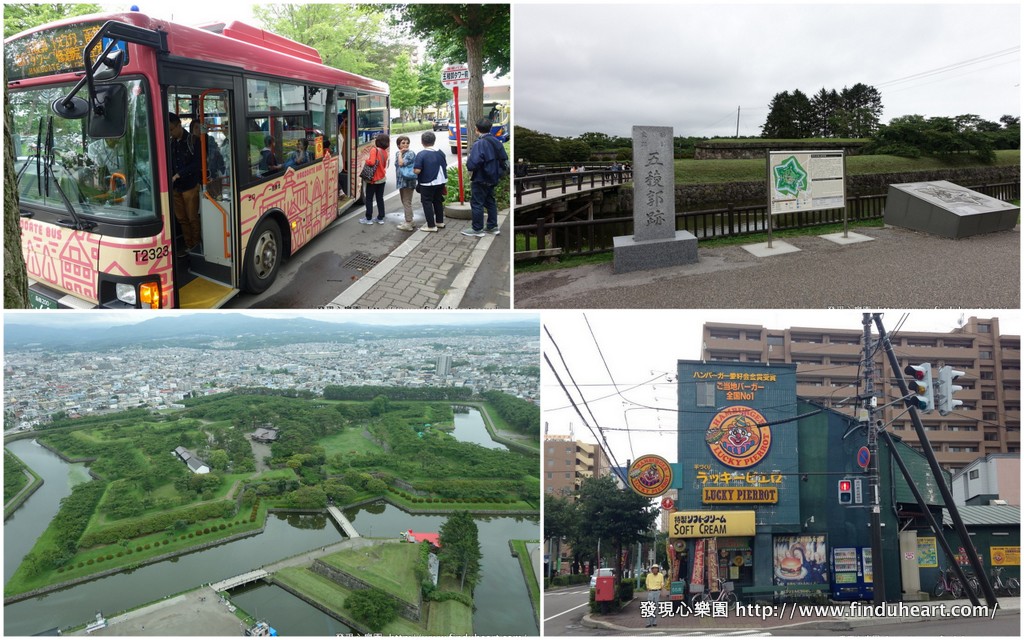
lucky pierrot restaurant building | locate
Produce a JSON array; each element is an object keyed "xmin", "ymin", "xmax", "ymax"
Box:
[{"xmin": 660, "ymin": 359, "xmax": 1018, "ymax": 603}]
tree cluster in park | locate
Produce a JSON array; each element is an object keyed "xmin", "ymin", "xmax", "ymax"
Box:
[
  {"xmin": 4, "ymin": 450, "xmax": 28, "ymax": 502},
  {"xmin": 480, "ymin": 390, "xmax": 540, "ymax": 436},
  {"xmin": 545, "ymin": 475, "xmax": 659, "ymax": 580},
  {"xmin": 865, "ymin": 114, "xmax": 1019, "ymax": 164},
  {"xmin": 761, "ymin": 84, "xmax": 884, "ymax": 139},
  {"xmin": 346, "ymin": 587, "xmax": 399, "ymax": 633},
  {"xmin": 79, "ymin": 500, "xmax": 235, "ymax": 548},
  {"xmin": 323, "ymin": 385, "xmax": 473, "ymax": 402},
  {"xmin": 19, "ymin": 481, "xmax": 105, "ymax": 575},
  {"xmin": 438, "ymin": 511, "xmax": 482, "ymax": 590},
  {"xmin": 514, "ymin": 127, "xmax": 712, "ymax": 164}
]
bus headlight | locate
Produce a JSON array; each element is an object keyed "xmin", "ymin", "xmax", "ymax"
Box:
[
  {"xmin": 112, "ymin": 280, "xmax": 161, "ymax": 308},
  {"xmin": 115, "ymin": 282, "xmax": 138, "ymax": 306}
]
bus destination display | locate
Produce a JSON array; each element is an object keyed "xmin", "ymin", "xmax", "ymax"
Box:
[{"xmin": 6, "ymin": 23, "xmax": 106, "ymax": 81}]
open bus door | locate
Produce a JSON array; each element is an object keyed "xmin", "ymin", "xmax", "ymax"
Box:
[
  {"xmin": 337, "ymin": 96, "xmax": 357, "ymax": 209},
  {"xmin": 164, "ymin": 73, "xmax": 241, "ymax": 308}
]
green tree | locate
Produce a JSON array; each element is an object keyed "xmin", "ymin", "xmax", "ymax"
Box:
[
  {"xmin": 346, "ymin": 588, "xmax": 398, "ymax": 632},
  {"xmin": 417, "ymin": 60, "xmax": 450, "ymax": 116},
  {"xmin": 253, "ymin": 4, "xmax": 400, "ymax": 80},
  {"xmin": 388, "ymin": 52, "xmax": 420, "ymax": 121},
  {"xmin": 4, "ymin": 3, "xmax": 102, "ymax": 38},
  {"xmin": 575, "ymin": 475, "xmax": 658, "ymax": 584},
  {"xmin": 438, "ymin": 510, "xmax": 482, "ymax": 590},
  {"xmin": 207, "ymin": 449, "xmax": 229, "ymax": 472},
  {"xmin": 544, "ymin": 493, "xmax": 579, "ymax": 577},
  {"xmin": 397, "ymin": 4, "xmax": 510, "ymax": 151}
]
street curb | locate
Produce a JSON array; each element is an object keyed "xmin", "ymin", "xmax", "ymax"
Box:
[{"xmin": 438, "ymin": 210, "xmax": 508, "ymax": 309}]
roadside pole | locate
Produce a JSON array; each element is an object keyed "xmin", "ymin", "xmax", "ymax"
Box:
[{"xmin": 441, "ymin": 63, "xmax": 470, "ymax": 204}]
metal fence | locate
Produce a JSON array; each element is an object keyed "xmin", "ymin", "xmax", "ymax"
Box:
[{"xmin": 514, "ymin": 181, "xmax": 1019, "ymax": 258}]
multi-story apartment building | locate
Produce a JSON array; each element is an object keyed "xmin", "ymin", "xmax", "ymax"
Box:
[
  {"xmin": 701, "ymin": 317, "xmax": 1021, "ymax": 473},
  {"xmin": 544, "ymin": 433, "xmax": 611, "ymax": 499}
]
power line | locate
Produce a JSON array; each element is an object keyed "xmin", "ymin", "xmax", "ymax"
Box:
[{"xmin": 875, "ymin": 46, "xmax": 1019, "ymax": 88}]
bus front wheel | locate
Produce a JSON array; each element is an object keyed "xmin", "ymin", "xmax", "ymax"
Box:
[{"xmin": 243, "ymin": 217, "xmax": 282, "ymax": 294}]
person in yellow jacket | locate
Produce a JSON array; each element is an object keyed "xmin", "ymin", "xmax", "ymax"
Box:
[{"xmin": 644, "ymin": 564, "xmax": 667, "ymax": 627}]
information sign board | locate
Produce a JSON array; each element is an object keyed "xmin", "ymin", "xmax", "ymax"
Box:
[{"xmin": 769, "ymin": 150, "xmax": 845, "ymax": 215}]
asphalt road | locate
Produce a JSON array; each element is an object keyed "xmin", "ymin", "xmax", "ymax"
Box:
[
  {"xmin": 226, "ymin": 129, "xmax": 472, "ymax": 309},
  {"xmin": 514, "ymin": 225, "xmax": 1020, "ymax": 309},
  {"xmin": 544, "ymin": 587, "xmax": 595, "ymax": 636}
]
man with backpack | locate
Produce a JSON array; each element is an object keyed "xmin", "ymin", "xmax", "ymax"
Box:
[{"xmin": 463, "ymin": 118, "xmax": 508, "ymax": 238}]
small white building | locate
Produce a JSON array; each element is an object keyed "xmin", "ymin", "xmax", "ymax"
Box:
[{"xmin": 951, "ymin": 453, "xmax": 1020, "ymax": 506}]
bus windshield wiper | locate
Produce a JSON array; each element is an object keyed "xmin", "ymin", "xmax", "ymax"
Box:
[{"xmin": 44, "ymin": 116, "xmax": 95, "ymax": 231}]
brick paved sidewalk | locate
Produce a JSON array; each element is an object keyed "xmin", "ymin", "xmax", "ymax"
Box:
[{"xmin": 326, "ymin": 206, "xmax": 509, "ymax": 309}]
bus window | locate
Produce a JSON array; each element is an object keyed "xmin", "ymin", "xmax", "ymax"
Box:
[
  {"xmin": 357, "ymin": 94, "xmax": 386, "ymax": 144},
  {"xmin": 10, "ymin": 79, "xmax": 156, "ymax": 221}
]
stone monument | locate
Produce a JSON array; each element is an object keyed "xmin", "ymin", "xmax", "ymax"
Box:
[
  {"xmin": 613, "ymin": 126, "xmax": 698, "ymax": 273},
  {"xmin": 884, "ymin": 180, "xmax": 1019, "ymax": 239}
]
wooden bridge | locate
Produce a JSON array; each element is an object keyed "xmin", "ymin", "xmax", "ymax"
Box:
[{"xmin": 327, "ymin": 505, "xmax": 360, "ymax": 538}]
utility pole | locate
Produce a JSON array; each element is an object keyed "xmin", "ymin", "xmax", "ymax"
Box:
[
  {"xmin": 862, "ymin": 314, "xmax": 885, "ymax": 604},
  {"xmin": 735, "ymin": 106, "xmax": 741, "ymax": 138}
]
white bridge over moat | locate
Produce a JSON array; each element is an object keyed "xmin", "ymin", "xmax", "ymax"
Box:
[
  {"xmin": 210, "ymin": 569, "xmax": 268, "ymax": 592},
  {"xmin": 209, "ymin": 507, "xmax": 361, "ymax": 594}
]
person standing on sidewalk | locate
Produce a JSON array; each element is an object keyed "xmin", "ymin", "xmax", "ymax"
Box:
[
  {"xmin": 394, "ymin": 136, "xmax": 418, "ymax": 231},
  {"xmin": 645, "ymin": 564, "xmax": 667, "ymax": 627},
  {"xmin": 463, "ymin": 118, "xmax": 508, "ymax": 238},
  {"xmin": 360, "ymin": 133, "xmax": 390, "ymax": 225},
  {"xmin": 413, "ymin": 131, "xmax": 447, "ymax": 232}
]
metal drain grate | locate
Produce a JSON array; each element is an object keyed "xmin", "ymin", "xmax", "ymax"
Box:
[{"xmin": 344, "ymin": 253, "xmax": 380, "ymax": 271}]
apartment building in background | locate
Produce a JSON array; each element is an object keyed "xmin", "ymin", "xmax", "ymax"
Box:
[
  {"xmin": 701, "ymin": 316, "xmax": 1021, "ymax": 474},
  {"xmin": 544, "ymin": 431, "xmax": 611, "ymax": 498}
]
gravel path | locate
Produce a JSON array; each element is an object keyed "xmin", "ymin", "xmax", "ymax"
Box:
[{"xmin": 514, "ymin": 226, "xmax": 1020, "ymax": 309}]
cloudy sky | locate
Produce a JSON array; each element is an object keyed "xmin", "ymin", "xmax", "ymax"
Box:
[
  {"xmin": 541, "ymin": 310, "xmax": 1022, "ymax": 470},
  {"xmin": 514, "ymin": 3, "xmax": 1021, "ymax": 138}
]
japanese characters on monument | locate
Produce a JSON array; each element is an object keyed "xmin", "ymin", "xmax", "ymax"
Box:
[{"xmin": 633, "ymin": 126, "xmax": 676, "ymax": 243}]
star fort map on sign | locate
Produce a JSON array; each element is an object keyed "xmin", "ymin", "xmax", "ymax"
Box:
[{"xmin": 769, "ymin": 150, "xmax": 845, "ymax": 214}]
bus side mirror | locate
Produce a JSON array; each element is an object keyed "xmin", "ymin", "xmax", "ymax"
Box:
[
  {"xmin": 94, "ymin": 48, "xmax": 126, "ymax": 82},
  {"xmin": 88, "ymin": 84, "xmax": 128, "ymax": 139}
]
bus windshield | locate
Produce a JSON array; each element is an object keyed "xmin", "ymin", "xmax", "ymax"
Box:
[{"xmin": 10, "ymin": 79, "xmax": 156, "ymax": 222}]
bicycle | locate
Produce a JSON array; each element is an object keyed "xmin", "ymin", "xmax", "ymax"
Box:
[
  {"xmin": 690, "ymin": 578, "xmax": 738, "ymax": 608},
  {"xmin": 934, "ymin": 566, "xmax": 965, "ymax": 598},
  {"xmin": 991, "ymin": 566, "xmax": 1020, "ymax": 597}
]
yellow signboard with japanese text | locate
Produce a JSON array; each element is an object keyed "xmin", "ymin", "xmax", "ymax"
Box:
[
  {"xmin": 670, "ymin": 511, "xmax": 756, "ymax": 538},
  {"xmin": 702, "ymin": 486, "xmax": 778, "ymax": 504},
  {"xmin": 991, "ymin": 546, "xmax": 1020, "ymax": 566}
]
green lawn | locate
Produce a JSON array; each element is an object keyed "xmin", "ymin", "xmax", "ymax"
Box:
[
  {"xmin": 273, "ymin": 567, "xmax": 428, "ymax": 635},
  {"xmin": 672, "ymin": 150, "xmax": 1019, "ymax": 184},
  {"xmin": 6, "ymin": 500, "xmax": 269, "ymax": 596},
  {"xmin": 320, "ymin": 429, "xmax": 384, "ymax": 458},
  {"xmin": 511, "ymin": 539, "xmax": 540, "ymax": 613},
  {"xmin": 321, "ymin": 542, "xmax": 421, "ymax": 604}
]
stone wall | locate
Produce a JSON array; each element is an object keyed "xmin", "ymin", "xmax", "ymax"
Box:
[
  {"xmin": 311, "ymin": 560, "xmax": 422, "ymax": 622},
  {"xmin": 694, "ymin": 141, "xmax": 870, "ymax": 160}
]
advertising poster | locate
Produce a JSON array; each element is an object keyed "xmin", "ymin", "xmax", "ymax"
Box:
[
  {"xmin": 917, "ymin": 537, "xmax": 938, "ymax": 568},
  {"xmin": 991, "ymin": 546, "xmax": 1020, "ymax": 566},
  {"xmin": 773, "ymin": 534, "xmax": 828, "ymax": 585},
  {"xmin": 691, "ymin": 539, "xmax": 705, "ymax": 587}
]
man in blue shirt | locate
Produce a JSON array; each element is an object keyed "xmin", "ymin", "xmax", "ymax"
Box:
[{"xmin": 463, "ymin": 118, "xmax": 508, "ymax": 238}]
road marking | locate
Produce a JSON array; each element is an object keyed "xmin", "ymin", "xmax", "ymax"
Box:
[{"xmin": 542, "ymin": 601, "xmax": 592, "ymax": 622}]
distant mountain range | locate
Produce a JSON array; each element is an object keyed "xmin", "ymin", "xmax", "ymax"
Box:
[{"xmin": 4, "ymin": 313, "xmax": 539, "ymax": 351}]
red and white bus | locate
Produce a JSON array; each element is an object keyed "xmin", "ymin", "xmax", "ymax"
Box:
[{"xmin": 6, "ymin": 11, "xmax": 389, "ymax": 308}]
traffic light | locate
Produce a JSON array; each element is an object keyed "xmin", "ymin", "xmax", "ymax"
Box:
[
  {"xmin": 904, "ymin": 363, "xmax": 934, "ymax": 413},
  {"xmin": 937, "ymin": 366, "xmax": 965, "ymax": 416},
  {"xmin": 838, "ymin": 479, "xmax": 853, "ymax": 505}
]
